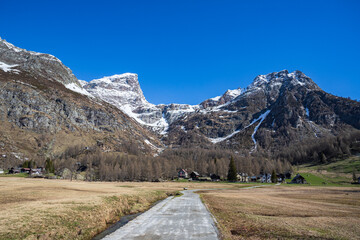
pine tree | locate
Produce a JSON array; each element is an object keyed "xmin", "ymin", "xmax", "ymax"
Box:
[
  {"xmin": 353, "ymin": 170, "xmax": 357, "ymax": 183},
  {"xmin": 271, "ymin": 169, "xmax": 277, "ymax": 183},
  {"xmin": 227, "ymin": 156, "xmax": 237, "ymax": 182},
  {"xmin": 320, "ymin": 153, "xmax": 327, "ymax": 164},
  {"xmin": 45, "ymin": 158, "xmax": 54, "ymax": 173}
]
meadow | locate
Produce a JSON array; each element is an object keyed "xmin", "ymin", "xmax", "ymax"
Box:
[
  {"xmin": 1, "ymin": 176, "xmax": 360, "ymax": 240},
  {"xmin": 200, "ymin": 186, "xmax": 360, "ymax": 239},
  {"xmin": 0, "ymin": 178, "xmax": 235, "ymax": 240}
]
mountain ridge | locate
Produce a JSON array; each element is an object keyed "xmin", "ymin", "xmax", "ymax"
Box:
[{"xmin": 0, "ymin": 38, "xmax": 359, "ymax": 167}]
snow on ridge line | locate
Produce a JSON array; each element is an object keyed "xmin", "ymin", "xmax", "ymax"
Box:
[
  {"xmin": 90, "ymin": 73, "xmax": 138, "ymax": 83},
  {"xmin": 0, "ymin": 61, "xmax": 20, "ymax": 74},
  {"xmin": 0, "ymin": 38, "xmax": 63, "ymax": 64},
  {"xmin": 65, "ymin": 83, "xmax": 93, "ymax": 97}
]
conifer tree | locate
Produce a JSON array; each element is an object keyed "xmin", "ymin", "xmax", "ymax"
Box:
[
  {"xmin": 353, "ymin": 170, "xmax": 357, "ymax": 183},
  {"xmin": 271, "ymin": 169, "xmax": 277, "ymax": 183},
  {"xmin": 227, "ymin": 156, "xmax": 237, "ymax": 182}
]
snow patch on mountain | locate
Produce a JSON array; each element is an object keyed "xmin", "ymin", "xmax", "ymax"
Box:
[
  {"xmin": 208, "ymin": 109, "xmax": 271, "ymax": 144},
  {"xmin": 208, "ymin": 129, "xmax": 242, "ymax": 144},
  {"xmin": 250, "ymin": 110, "xmax": 271, "ymax": 150},
  {"xmin": 65, "ymin": 83, "xmax": 93, "ymax": 97},
  {"xmin": 0, "ymin": 61, "xmax": 20, "ymax": 74},
  {"xmin": 144, "ymin": 139, "xmax": 164, "ymax": 156},
  {"xmin": 225, "ymin": 88, "xmax": 242, "ymax": 98}
]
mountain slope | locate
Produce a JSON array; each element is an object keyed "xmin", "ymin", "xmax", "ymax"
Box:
[{"xmin": 0, "ymin": 38, "xmax": 162, "ymax": 164}]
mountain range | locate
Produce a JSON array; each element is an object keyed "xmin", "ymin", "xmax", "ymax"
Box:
[{"xmin": 0, "ymin": 37, "xmax": 359, "ymax": 165}]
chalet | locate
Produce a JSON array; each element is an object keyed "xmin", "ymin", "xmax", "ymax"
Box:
[
  {"xmin": 291, "ymin": 174, "xmax": 307, "ymax": 184},
  {"xmin": 178, "ymin": 169, "xmax": 188, "ymax": 179},
  {"xmin": 237, "ymin": 173, "xmax": 249, "ymax": 182},
  {"xmin": 261, "ymin": 173, "xmax": 272, "ymax": 183},
  {"xmin": 210, "ymin": 173, "xmax": 220, "ymax": 181},
  {"xmin": 190, "ymin": 171, "xmax": 200, "ymax": 180},
  {"xmin": 31, "ymin": 168, "xmax": 43, "ymax": 176}
]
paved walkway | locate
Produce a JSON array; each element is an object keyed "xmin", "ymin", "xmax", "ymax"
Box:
[{"xmin": 102, "ymin": 190, "xmax": 219, "ymax": 240}]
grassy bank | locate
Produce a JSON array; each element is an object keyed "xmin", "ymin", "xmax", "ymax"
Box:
[
  {"xmin": 200, "ymin": 186, "xmax": 360, "ymax": 239},
  {"xmin": 294, "ymin": 155, "xmax": 360, "ymax": 186}
]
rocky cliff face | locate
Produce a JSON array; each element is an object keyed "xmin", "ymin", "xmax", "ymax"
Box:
[{"xmin": 0, "ymin": 39, "xmax": 162, "ymax": 160}]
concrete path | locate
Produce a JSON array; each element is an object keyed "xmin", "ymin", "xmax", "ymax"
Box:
[{"xmin": 102, "ymin": 190, "xmax": 219, "ymax": 240}]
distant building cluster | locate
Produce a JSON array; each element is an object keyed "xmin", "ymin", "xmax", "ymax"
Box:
[{"xmin": 177, "ymin": 169, "xmax": 293, "ymax": 183}]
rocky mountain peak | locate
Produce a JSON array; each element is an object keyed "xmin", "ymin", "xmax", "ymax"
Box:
[
  {"xmin": 0, "ymin": 37, "xmax": 80, "ymax": 87},
  {"xmin": 83, "ymin": 73, "xmax": 152, "ymax": 110},
  {"xmin": 245, "ymin": 70, "xmax": 320, "ymax": 95}
]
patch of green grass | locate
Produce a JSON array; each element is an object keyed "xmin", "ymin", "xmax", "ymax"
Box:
[
  {"xmin": 117, "ymin": 185, "xmax": 136, "ymax": 188},
  {"xmin": 302, "ymin": 173, "xmax": 327, "ymax": 185},
  {"xmin": 73, "ymin": 205, "xmax": 96, "ymax": 211},
  {"xmin": 103, "ymin": 195, "xmax": 120, "ymax": 204},
  {"xmin": 0, "ymin": 172, "xmax": 29, "ymax": 178},
  {"xmin": 300, "ymin": 156, "xmax": 360, "ymax": 174},
  {"xmin": 290, "ymin": 172, "xmax": 357, "ymax": 187},
  {"xmin": 173, "ymin": 178, "xmax": 189, "ymax": 182}
]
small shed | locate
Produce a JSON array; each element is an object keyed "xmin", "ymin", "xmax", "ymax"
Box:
[
  {"xmin": 250, "ymin": 176, "xmax": 257, "ymax": 182},
  {"xmin": 21, "ymin": 168, "xmax": 31, "ymax": 173},
  {"xmin": 210, "ymin": 173, "xmax": 220, "ymax": 181},
  {"xmin": 178, "ymin": 169, "xmax": 188, "ymax": 179},
  {"xmin": 0, "ymin": 168, "xmax": 4, "ymax": 174},
  {"xmin": 190, "ymin": 171, "xmax": 200, "ymax": 180},
  {"xmin": 277, "ymin": 173, "xmax": 285, "ymax": 183},
  {"xmin": 291, "ymin": 174, "xmax": 307, "ymax": 184}
]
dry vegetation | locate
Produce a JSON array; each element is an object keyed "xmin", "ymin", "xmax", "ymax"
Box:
[
  {"xmin": 200, "ymin": 186, "xmax": 360, "ymax": 240},
  {"xmin": 0, "ymin": 178, "xmax": 236, "ymax": 240}
]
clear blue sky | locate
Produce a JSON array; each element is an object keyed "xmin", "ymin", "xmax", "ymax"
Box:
[{"xmin": 1, "ymin": 0, "xmax": 359, "ymax": 104}]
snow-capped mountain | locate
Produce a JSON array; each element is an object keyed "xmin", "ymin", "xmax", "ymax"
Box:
[
  {"xmin": 81, "ymin": 74, "xmax": 244, "ymax": 134},
  {"xmin": 1, "ymin": 37, "xmax": 359, "ymax": 157}
]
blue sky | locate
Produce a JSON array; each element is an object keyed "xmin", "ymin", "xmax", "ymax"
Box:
[{"xmin": 1, "ymin": 0, "xmax": 359, "ymax": 104}]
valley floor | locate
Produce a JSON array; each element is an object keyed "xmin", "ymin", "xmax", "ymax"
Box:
[
  {"xmin": 1, "ymin": 178, "xmax": 360, "ymax": 240},
  {"xmin": 0, "ymin": 178, "xmax": 234, "ymax": 240},
  {"xmin": 200, "ymin": 185, "xmax": 360, "ymax": 240}
]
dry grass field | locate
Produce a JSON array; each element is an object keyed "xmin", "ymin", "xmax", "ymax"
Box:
[
  {"xmin": 200, "ymin": 186, "xmax": 360, "ymax": 240},
  {"xmin": 0, "ymin": 178, "xmax": 237, "ymax": 240}
]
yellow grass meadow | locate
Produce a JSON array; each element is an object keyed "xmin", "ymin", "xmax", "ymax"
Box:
[
  {"xmin": 2, "ymin": 178, "xmax": 360, "ymax": 240},
  {"xmin": 0, "ymin": 178, "xmax": 236, "ymax": 240},
  {"xmin": 200, "ymin": 186, "xmax": 360, "ymax": 239}
]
